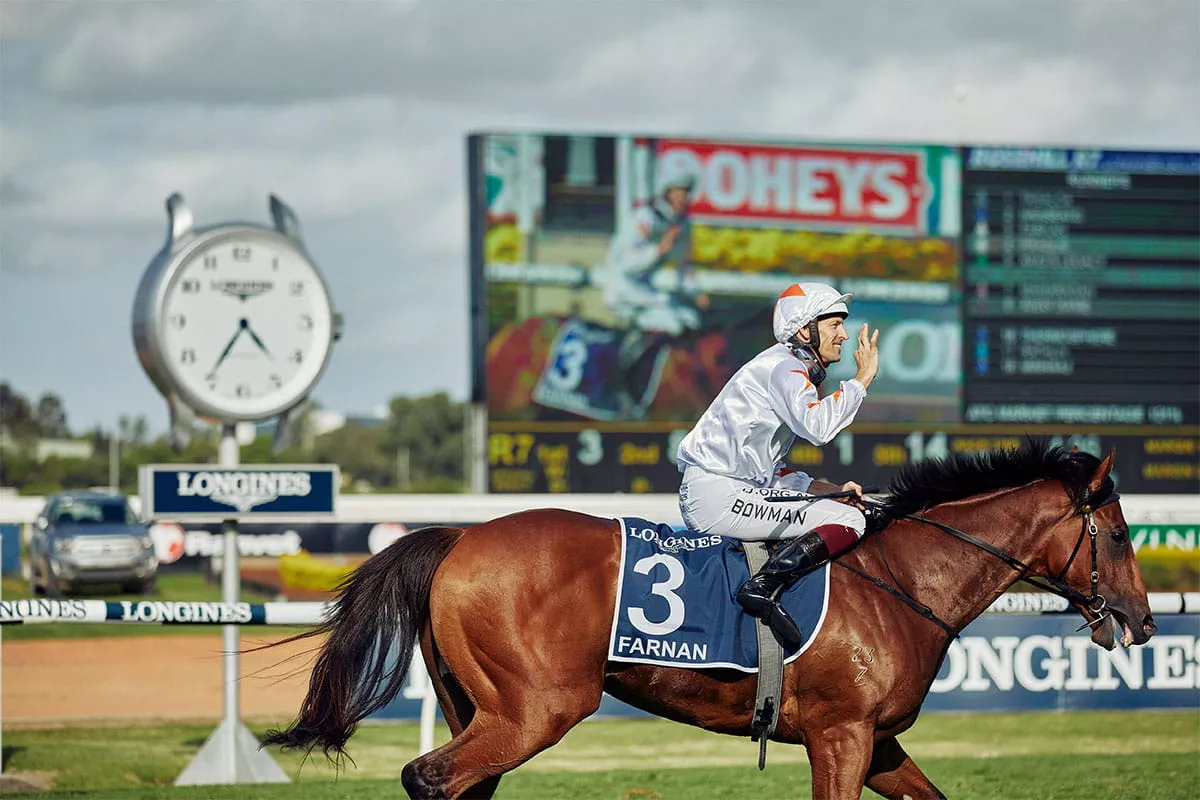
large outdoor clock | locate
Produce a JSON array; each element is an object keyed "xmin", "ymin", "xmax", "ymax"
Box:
[{"xmin": 133, "ymin": 193, "xmax": 343, "ymax": 437}]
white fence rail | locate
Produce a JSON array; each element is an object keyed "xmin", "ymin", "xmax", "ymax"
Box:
[{"xmin": 2, "ymin": 595, "xmax": 1198, "ymax": 627}]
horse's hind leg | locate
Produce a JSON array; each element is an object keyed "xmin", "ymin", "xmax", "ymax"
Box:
[
  {"xmin": 864, "ymin": 736, "xmax": 946, "ymax": 800},
  {"xmin": 399, "ymin": 693, "xmax": 597, "ymax": 800},
  {"xmin": 413, "ymin": 631, "xmax": 502, "ymax": 799},
  {"xmin": 401, "ymin": 512, "xmax": 614, "ymax": 799}
]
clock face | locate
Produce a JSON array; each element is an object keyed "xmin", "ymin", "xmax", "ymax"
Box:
[{"xmin": 158, "ymin": 229, "xmax": 334, "ymax": 419}]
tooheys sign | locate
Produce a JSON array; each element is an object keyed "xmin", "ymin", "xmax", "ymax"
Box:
[{"xmin": 655, "ymin": 140, "xmax": 934, "ymax": 233}]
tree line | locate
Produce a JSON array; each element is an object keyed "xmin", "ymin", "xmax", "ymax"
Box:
[{"xmin": 0, "ymin": 381, "xmax": 468, "ymax": 495}]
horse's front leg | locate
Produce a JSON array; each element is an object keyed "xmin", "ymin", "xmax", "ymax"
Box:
[
  {"xmin": 864, "ymin": 735, "xmax": 946, "ymax": 800},
  {"xmin": 805, "ymin": 721, "xmax": 875, "ymax": 800}
]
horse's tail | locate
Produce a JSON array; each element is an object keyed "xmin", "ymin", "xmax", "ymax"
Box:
[{"xmin": 260, "ymin": 525, "xmax": 465, "ymax": 760}]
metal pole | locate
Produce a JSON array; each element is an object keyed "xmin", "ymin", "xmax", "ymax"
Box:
[
  {"xmin": 109, "ymin": 433, "xmax": 119, "ymax": 492},
  {"xmin": 174, "ymin": 431, "xmax": 288, "ymax": 785},
  {"xmin": 218, "ymin": 425, "xmax": 240, "ymax": 776},
  {"xmin": 397, "ymin": 447, "xmax": 410, "ymax": 491},
  {"xmin": 467, "ymin": 404, "xmax": 488, "ymax": 494}
]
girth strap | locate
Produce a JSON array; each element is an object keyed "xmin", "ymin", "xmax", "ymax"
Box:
[{"xmin": 743, "ymin": 541, "xmax": 783, "ymax": 771}]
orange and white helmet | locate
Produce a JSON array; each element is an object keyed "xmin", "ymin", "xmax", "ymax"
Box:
[{"xmin": 772, "ymin": 282, "xmax": 852, "ymax": 344}]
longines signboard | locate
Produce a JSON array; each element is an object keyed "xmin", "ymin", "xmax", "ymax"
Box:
[{"xmin": 139, "ymin": 464, "xmax": 339, "ymax": 522}]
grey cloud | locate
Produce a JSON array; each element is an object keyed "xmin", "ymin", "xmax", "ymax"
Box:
[
  {"xmin": 13, "ymin": 1, "xmax": 1197, "ymax": 148},
  {"xmin": 32, "ymin": 0, "xmax": 1197, "ymax": 111},
  {"xmin": 36, "ymin": 0, "xmax": 676, "ymax": 106},
  {"xmin": 0, "ymin": 177, "xmax": 41, "ymax": 205},
  {"xmin": 0, "ymin": 1, "xmax": 80, "ymax": 40}
]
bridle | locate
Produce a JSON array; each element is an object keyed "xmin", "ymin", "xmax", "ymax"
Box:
[{"xmin": 837, "ymin": 491, "xmax": 1121, "ymax": 637}]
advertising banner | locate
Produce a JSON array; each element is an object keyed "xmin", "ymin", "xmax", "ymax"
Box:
[
  {"xmin": 652, "ymin": 138, "xmax": 947, "ymax": 233},
  {"xmin": 369, "ymin": 613, "xmax": 1199, "ymax": 721},
  {"xmin": 146, "ymin": 519, "xmax": 451, "ymax": 570},
  {"xmin": 925, "ymin": 613, "xmax": 1199, "ymax": 712},
  {"xmin": 139, "ymin": 464, "xmax": 339, "ymax": 521}
]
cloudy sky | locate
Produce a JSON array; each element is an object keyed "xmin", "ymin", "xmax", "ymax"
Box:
[{"xmin": 1, "ymin": 0, "xmax": 1197, "ymax": 435}]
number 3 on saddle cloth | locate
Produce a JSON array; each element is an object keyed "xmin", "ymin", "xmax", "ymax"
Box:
[
  {"xmin": 533, "ymin": 319, "xmax": 670, "ymax": 421},
  {"xmin": 608, "ymin": 518, "xmax": 831, "ymax": 671}
]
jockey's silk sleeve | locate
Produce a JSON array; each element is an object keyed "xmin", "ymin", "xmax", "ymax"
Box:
[
  {"xmin": 768, "ymin": 362, "xmax": 866, "ymax": 446},
  {"xmin": 676, "ymin": 343, "xmax": 866, "ymax": 484},
  {"xmin": 610, "ymin": 207, "xmax": 664, "ymax": 274}
]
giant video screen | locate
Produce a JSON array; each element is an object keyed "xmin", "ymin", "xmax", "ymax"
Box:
[{"xmin": 468, "ymin": 134, "xmax": 1199, "ymax": 494}]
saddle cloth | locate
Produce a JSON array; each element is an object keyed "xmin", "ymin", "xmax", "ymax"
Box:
[
  {"xmin": 607, "ymin": 517, "xmax": 830, "ymax": 673},
  {"xmin": 531, "ymin": 319, "xmax": 667, "ymax": 420}
]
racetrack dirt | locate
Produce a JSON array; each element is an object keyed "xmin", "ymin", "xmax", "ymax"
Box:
[{"xmin": 1, "ymin": 632, "xmax": 323, "ymax": 728}]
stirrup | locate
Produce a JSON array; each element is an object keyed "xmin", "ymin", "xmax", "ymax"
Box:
[{"xmin": 738, "ymin": 588, "xmax": 803, "ymax": 650}]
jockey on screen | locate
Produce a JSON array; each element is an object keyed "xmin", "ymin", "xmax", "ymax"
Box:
[
  {"xmin": 598, "ymin": 160, "xmax": 710, "ymax": 409},
  {"xmin": 675, "ymin": 281, "xmax": 881, "ymax": 649}
]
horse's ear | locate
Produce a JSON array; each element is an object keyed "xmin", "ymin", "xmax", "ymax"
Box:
[{"xmin": 1088, "ymin": 449, "xmax": 1116, "ymax": 496}]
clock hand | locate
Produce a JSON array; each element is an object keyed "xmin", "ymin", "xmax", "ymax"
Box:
[
  {"xmin": 244, "ymin": 319, "xmax": 273, "ymax": 360},
  {"xmin": 209, "ymin": 322, "xmax": 245, "ymax": 376}
]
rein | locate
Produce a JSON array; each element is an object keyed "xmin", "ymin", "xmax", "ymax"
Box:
[{"xmin": 837, "ymin": 492, "xmax": 1119, "ymax": 636}]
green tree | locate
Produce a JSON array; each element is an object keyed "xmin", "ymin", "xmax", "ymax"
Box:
[
  {"xmin": 313, "ymin": 422, "xmax": 392, "ymax": 489},
  {"xmin": 34, "ymin": 393, "xmax": 71, "ymax": 438},
  {"xmin": 0, "ymin": 382, "xmax": 37, "ymax": 442},
  {"xmin": 384, "ymin": 392, "xmax": 466, "ymax": 490},
  {"xmin": 129, "ymin": 415, "xmax": 149, "ymax": 447}
]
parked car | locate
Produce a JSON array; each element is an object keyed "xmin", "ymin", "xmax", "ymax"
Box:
[{"xmin": 28, "ymin": 490, "xmax": 158, "ymax": 596}]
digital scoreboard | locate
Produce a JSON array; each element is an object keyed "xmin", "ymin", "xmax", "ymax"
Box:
[
  {"xmin": 961, "ymin": 148, "xmax": 1199, "ymax": 429},
  {"xmin": 486, "ymin": 426, "xmax": 1196, "ymax": 496}
]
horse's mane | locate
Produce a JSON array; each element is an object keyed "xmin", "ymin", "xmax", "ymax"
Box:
[{"xmin": 871, "ymin": 437, "xmax": 1114, "ymax": 531}]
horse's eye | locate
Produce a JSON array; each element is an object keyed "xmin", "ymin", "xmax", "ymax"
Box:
[{"xmin": 1112, "ymin": 528, "xmax": 1127, "ymax": 542}]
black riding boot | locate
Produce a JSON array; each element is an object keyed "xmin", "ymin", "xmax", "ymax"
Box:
[{"xmin": 736, "ymin": 531, "xmax": 831, "ymax": 649}]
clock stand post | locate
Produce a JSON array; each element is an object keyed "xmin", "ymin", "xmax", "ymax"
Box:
[{"xmin": 173, "ymin": 423, "xmax": 292, "ymax": 786}]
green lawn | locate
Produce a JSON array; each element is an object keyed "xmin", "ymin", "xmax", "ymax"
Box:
[{"xmin": 4, "ymin": 711, "xmax": 1197, "ymax": 799}]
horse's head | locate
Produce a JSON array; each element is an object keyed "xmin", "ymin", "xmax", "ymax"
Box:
[{"xmin": 1044, "ymin": 450, "xmax": 1156, "ymax": 651}]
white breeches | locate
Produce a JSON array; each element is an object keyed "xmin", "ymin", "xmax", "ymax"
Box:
[
  {"xmin": 606, "ymin": 286, "xmax": 701, "ymax": 336},
  {"xmin": 679, "ymin": 466, "xmax": 866, "ymax": 542}
]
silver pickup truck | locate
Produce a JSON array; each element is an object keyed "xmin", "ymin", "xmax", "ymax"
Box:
[{"xmin": 28, "ymin": 490, "xmax": 158, "ymax": 596}]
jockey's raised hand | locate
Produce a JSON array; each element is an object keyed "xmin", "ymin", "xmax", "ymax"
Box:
[{"xmin": 853, "ymin": 323, "xmax": 880, "ymax": 390}]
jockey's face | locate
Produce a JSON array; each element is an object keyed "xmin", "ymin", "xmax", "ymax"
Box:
[
  {"xmin": 665, "ymin": 187, "xmax": 691, "ymax": 216},
  {"xmin": 817, "ymin": 316, "xmax": 850, "ymax": 364},
  {"xmin": 798, "ymin": 316, "xmax": 850, "ymax": 364}
]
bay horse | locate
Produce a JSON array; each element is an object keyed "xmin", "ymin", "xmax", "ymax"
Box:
[{"xmin": 261, "ymin": 441, "xmax": 1157, "ymax": 799}]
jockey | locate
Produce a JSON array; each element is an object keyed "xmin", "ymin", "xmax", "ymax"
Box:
[
  {"xmin": 599, "ymin": 159, "xmax": 705, "ymax": 340},
  {"xmin": 675, "ymin": 281, "xmax": 881, "ymax": 648}
]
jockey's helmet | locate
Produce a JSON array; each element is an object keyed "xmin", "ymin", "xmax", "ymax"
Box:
[
  {"xmin": 773, "ymin": 282, "xmax": 853, "ymax": 344},
  {"xmin": 654, "ymin": 159, "xmax": 701, "ymax": 198}
]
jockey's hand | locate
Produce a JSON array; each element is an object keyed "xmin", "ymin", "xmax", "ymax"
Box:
[
  {"xmin": 853, "ymin": 324, "xmax": 880, "ymax": 390},
  {"xmin": 840, "ymin": 481, "xmax": 866, "ymax": 508},
  {"xmin": 659, "ymin": 225, "xmax": 681, "ymax": 255}
]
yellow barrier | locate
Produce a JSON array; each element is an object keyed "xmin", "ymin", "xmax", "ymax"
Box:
[
  {"xmin": 278, "ymin": 551, "xmax": 359, "ymax": 593},
  {"xmin": 1137, "ymin": 547, "xmax": 1200, "ymax": 566}
]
